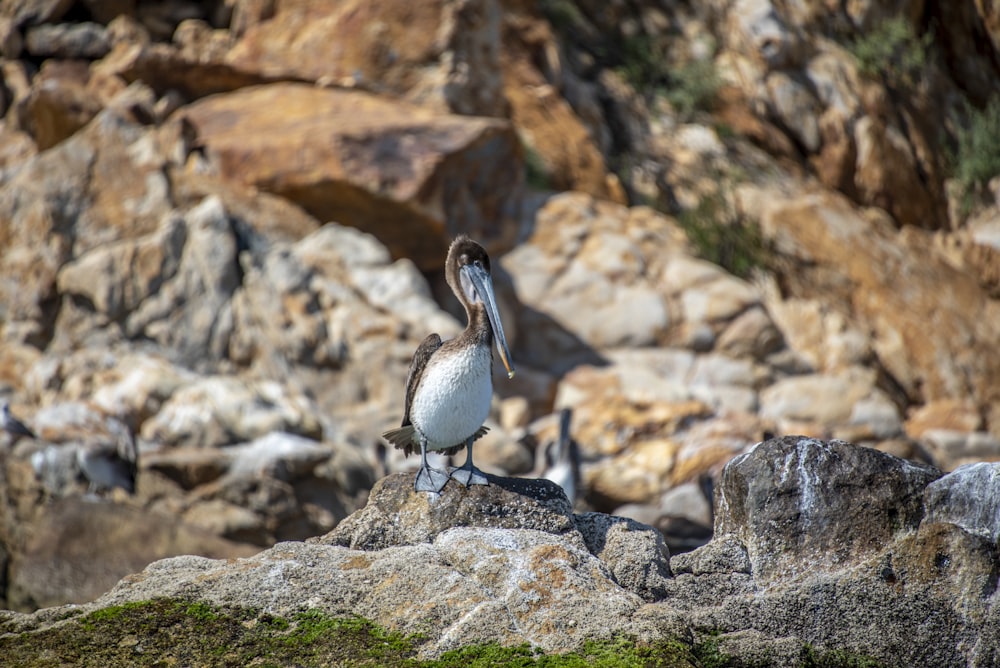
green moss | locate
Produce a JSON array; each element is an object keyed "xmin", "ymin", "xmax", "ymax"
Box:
[
  {"xmin": 692, "ymin": 633, "xmax": 887, "ymax": 668},
  {"xmin": 0, "ymin": 598, "xmax": 884, "ymax": 668}
]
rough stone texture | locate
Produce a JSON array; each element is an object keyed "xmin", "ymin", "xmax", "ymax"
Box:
[
  {"xmin": 923, "ymin": 462, "xmax": 1000, "ymax": 543},
  {"xmin": 324, "ymin": 472, "xmax": 581, "ymax": 551},
  {"xmin": 715, "ymin": 435, "xmax": 941, "ymax": 583},
  {"xmin": 227, "ymin": 0, "xmax": 505, "ymax": 118},
  {"xmin": 0, "ymin": 2, "xmax": 999, "ymax": 656},
  {"xmin": 573, "ymin": 512, "xmax": 672, "ymax": 601},
  {"xmin": 6, "ymin": 438, "xmax": 999, "ymax": 667},
  {"xmin": 751, "ymin": 189, "xmax": 1000, "ymax": 424}
]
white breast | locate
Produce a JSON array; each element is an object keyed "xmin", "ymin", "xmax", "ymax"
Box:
[{"xmin": 410, "ymin": 343, "xmax": 493, "ymax": 451}]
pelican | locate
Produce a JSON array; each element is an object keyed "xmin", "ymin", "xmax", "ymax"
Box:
[
  {"xmin": 540, "ymin": 407, "xmax": 581, "ymax": 506},
  {"xmin": 382, "ymin": 235, "xmax": 514, "ymax": 492}
]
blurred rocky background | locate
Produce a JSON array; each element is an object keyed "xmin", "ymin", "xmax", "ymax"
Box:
[{"xmin": 1, "ymin": 0, "xmax": 999, "ymax": 613}]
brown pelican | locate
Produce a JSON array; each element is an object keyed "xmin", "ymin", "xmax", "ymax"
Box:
[{"xmin": 382, "ymin": 235, "xmax": 514, "ymax": 492}]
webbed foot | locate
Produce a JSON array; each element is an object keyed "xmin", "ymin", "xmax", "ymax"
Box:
[
  {"xmin": 415, "ymin": 465, "xmax": 451, "ymax": 493},
  {"xmin": 450, "ymin": 464, "xmax": 489, "ymax": 487}
]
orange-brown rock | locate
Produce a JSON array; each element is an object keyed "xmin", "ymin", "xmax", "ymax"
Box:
[
  {"xmin": 755, "ymin": 190, "xmax": 1000, "ymax": 427},
  {"xmin": 227, "ymin": 0, "xmax": 505, "ymax": 117},
  {"xmin": 178, "ymin": 83, "xmax": 523, "ymax": 269}
]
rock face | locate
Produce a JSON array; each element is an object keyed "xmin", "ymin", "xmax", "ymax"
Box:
[
  {"xmin": 715, "ymin": 436, "xmax": 940, "ymax": 582},
  {"xmin": 4, "ymin": 438, "xmax": 999, "ymax": 667}
]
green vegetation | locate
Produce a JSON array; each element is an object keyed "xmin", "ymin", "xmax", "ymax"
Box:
[
  {"xmin": 664, "ymin": 59, "xmax": 723, "ymax": 120},
  {"xmin": 524, "ymin": 142, "xmax": 554, "ymax": 191},
  {"xmin": 616, "ymin": 38, "xmax": 721, "ymax": 118},
  {"xmin": 847, "ymin": 17, "xmax": 932, "ymax": 89},
  {"xmin": 0, "ymin": 598, "xmax": 886, "ymax": 667},
  {"xmin": 953, "ymin": 96, "xmax": 1000, "ymax": 202},
  {"xmin": 677, "ymin": 192, "xmax": 771, "ymax": 280},
  {"xmin": 427, "ymin": 637, "xmax": 696, "ymax": 667}
]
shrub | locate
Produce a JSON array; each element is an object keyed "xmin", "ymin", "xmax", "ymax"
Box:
[{"xmin": 848, "ymin": 17, "xmax": 932, "ymax": 89}]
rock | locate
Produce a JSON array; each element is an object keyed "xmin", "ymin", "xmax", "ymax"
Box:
[
  {"xmin": 324, "ymin": 472, "xmax": 580, "ymax": 551},
  {"xmin": 95, "ymin": 40, "xmax": 273, "ymax": 99},
  {"xmin": 227, "ymin": 0, "xmax": 505, "ymax": 117},
  {"xmin": 1, "ymin": 0, "xmax": 75, "ymax": 28},
  {"xmin": 3, "ymin": 437, "xmax": 1000, "ymax": 666},
  {"xmin": 81, "ymin": 529, "xmax": 642, "ymax": 657},
  {"xmin": 141, "ymin": 376, "xmax": 322, "ymax": 448},
  {"xmin": 225, "ymin": 432, "xmax": 330, "ymax": 482},
  {"xmin": 758, "ymin": 366, "xmax": 902, "ymax": 439},
  {"xmin": 500, "ymin": 194, "xmax": 690, "ymax": 373},
  {"xmin": 142, "ymin": 447, "xmax": 229, "ymax": 490},
  {"xmin": 23, "ymin": 21, "xmax": 110, "ymax": 59},
  {"xmin": 753, "ymin": 190, "xmax": 1000, "ymax": 429},
  {"xmin": 923, "ymin": 462, "xmax": 1000, "ymax": 543},
  {"xmin": 17, "ymin": 60, "xmax": 105, "ymax": 150},
  {"xmin": 177, "ymin": 83, "xmax": 523, "ymax": 269},
  {"xmin": 6, "ymin": 497, "xmax": 257, "ymax": 611},
  {"xmin": 714, "ymin": 435, "xmax": 941, "ymax": 582},
  {"xmin": 573, "ymin": 512, "xmax": 672, "ymax": 601}
]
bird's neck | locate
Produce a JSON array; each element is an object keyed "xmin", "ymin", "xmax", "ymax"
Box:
[{"xmin": 466, "ymin": 304, "xmax": 493, "ymax": 346}]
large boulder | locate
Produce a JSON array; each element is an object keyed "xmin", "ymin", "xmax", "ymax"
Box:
[{"xmin": 177, "ymin": 83, "xmax": 524, "ymax": 269}]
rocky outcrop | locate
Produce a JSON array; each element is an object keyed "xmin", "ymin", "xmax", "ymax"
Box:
[
  {"xmin": 3, "ymin": 437, "xmax": 998, "ymax": 667},
  {"xmin": 1, "ymin": 0, "xmax": 1000, "ymax": 631}
]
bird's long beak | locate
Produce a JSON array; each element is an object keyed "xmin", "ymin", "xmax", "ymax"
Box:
[{"xmin": 464, "ymin": 265, "xmax": 515, "ymax": 379}]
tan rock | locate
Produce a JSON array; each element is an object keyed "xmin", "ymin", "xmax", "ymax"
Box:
[
  {"xmin": 501, "ymin": 194, "xmax": 698, "ymax": 372},
  {"xmin": 141, "ymin": 376, "xmax": 321, "ymax": 449},
  {"xmin": 500, "ymin": 4, "xmax": 620, "ymax": 200},
  {"xmin": 178, "ymin": 83, "xmax": 522, "ymax": 269},
  {"xmin": 227, "ymin": 0, "xmax": 505, "ymax": 116},
  {"xmin": 905, "ymin": 399, "xmax": 983, "ymax": 438},
  {"xmin": 754, "ymin": 189, "xmax": 1000, "ymax": 425}
]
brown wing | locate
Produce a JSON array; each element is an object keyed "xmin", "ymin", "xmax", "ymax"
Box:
[{"xmin": 381, "ymin": 333, "xmax": 442, "ymax": 456}]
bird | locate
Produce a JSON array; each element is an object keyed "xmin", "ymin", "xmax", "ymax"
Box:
[
  {"xmin": 540, "ymin": 407, "xmax": 582, "ymax": 506},
  {"xmin": 382, "ymin": 235, "xmax": 514, "ymax": 493},
  {"xmin": 75, "ymin": 416, "xmax": 138, "ymax": 495},
  {"xmin": 1, "ymin": 399, "xmax": 35, "ymax": 443}
]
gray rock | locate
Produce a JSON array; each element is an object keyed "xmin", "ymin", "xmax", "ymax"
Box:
[
  {"xmin": 24, "ymin": 22, "xmax": 110, "ymax": 59},
  {"xmin": 323, "ymin": 472, "xmax": 581, "ymax": 551},
  {"xmin": 5, "ymin": 438, "xmax": 1000, "ymax": 667},
  {"xmin": 225, "ymin": 432, "xmax": 330, "ymax": 482},
  {"xmin": 573, "ymin": 512, "xmax": 672, "ymax": 601},
  {"xmin": 923, "ymin": 462, "xmax": 1000, "ymax": 543},
  {"xmin": 715, "ymin": 435, "xmax": 941, "ymax": 582},
  {"xmin": 83, "ymin": 530, "xmax": 641, "ymax": 657}
]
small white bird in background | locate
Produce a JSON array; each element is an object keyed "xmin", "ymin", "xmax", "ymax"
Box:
[
  {"xmin": 541, "ymin": 407, "xmax": 582, "ymax": 507},
  {"xmin": 1, "ymin": 399, "xmax": 35, "ymax": 443}
]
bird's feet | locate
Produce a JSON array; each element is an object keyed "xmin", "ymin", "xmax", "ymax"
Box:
[
  {"xmin": 450, "ymin": 464, "xmax": 489, "ymax": 487},
  {"xmin": 414, "ymin": 465, "xmax": 451, "ymax": 493}
]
